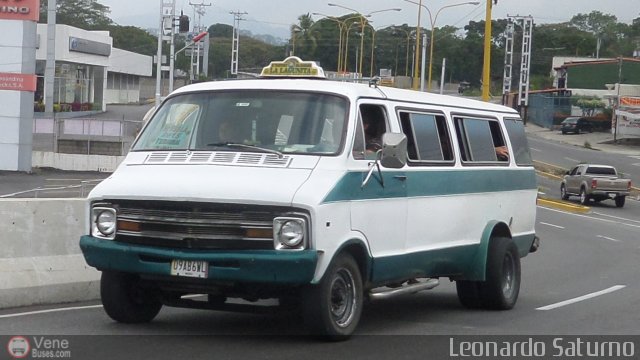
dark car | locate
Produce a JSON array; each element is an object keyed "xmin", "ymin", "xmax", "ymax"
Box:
[{"xmin": 561, "ymin": 117, "xmax": 592, "ymax": 134}]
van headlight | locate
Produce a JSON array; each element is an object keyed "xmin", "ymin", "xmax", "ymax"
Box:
[
  {"xmin": 273, "ymin": 217, "xmax": 307, "ymax": 250},
  {"xmin": 92, "ymin": 207, "xmax": 117, "ymax": 240}
]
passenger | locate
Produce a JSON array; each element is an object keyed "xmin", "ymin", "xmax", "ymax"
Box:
[
  {"xmin": 363, "ymin": 117, "xmax": 382, "ymax": 154},
  {"xmin": 495, "ymin": 145, "xmax": 509, "ymax": 161}
]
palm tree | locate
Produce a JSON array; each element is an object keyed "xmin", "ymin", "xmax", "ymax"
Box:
[{"xmin": 290, "ymin": 13, "xmax": 318, "ymax": 59}]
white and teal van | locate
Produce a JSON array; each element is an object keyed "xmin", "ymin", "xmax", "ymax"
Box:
[{"xmin": 80, "ymin": 57, "xmax": 539, "ymax": 338}]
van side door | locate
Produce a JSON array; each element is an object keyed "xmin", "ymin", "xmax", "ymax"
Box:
[{"xmin": 349, "ymin": 102, "xmax": 408, "ymax": 284}]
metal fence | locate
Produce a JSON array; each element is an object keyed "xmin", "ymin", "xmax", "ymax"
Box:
[{"xmin": 33, "ymin": 117, "xmax": 143, "ymax": 155}]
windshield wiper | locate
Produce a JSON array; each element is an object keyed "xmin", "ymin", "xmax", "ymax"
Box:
[{"xmin": 206, "ymin": 142, "xmax": 284, "ymax": 158}]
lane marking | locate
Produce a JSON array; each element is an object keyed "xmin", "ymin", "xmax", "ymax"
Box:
[
  {"xmin": 538, "ymin": 206, "xmax": 640, "ymax": 230},
  {"xmin": 539, "ymin": 222, "xmax": 565, "ymax": 229},
  {"xmin": 564, "ymin": 157, "xmax": 580, "ymax": 163},
  {"xmin": 597, "ymin": 235, "xmax": 620, "ymax": 242},
  {"xmin": 592, "ymin": 212, "xmax": 640, "ymax": 224},
  {"xmin": 529, "ymin": 147, "xmax": 541, "ymax": 152},
  {"xmin": 0, "ymin": 305, "xmax": 103, "ymax": 319},
  {"xmin": 536, "ymin": 285, "xmax": 626, "ymax": 311}
]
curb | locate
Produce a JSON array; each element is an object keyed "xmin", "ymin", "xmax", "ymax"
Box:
[{"xmin": 536, "ymin": 197, "xmax": 591, "ymax": 214}]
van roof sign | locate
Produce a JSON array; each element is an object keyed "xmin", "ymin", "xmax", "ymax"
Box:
[{"xmin": 260, "ymin": 56, "xmax": 326, "ymax": 78}]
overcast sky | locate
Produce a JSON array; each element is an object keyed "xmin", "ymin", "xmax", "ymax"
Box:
[{"xmin": 100, "ymin": 0, "xmax": 638, "ymax": 38}]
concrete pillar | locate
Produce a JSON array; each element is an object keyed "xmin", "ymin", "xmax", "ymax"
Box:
[{"xmin": 0, "ymin": 13, "xmax": 38, "ymax": 171}]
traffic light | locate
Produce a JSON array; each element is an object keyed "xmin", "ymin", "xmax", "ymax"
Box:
[{"xmin": 179, "ymin": 14, "xmax": 190, "ymax": 33}]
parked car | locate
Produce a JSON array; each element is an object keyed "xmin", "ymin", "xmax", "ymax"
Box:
[
  {"xmin": 561, "ymin": 117, "xmax": 592, "ymax": 134},
  {"xmin": 561, "ymin": 164, "xmax": 632, "ymax": 207}
]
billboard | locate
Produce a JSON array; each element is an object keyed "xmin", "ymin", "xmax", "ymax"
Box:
[{"xmin": 614, "ymin": 96, "xmax": 640, "ymax": 138}]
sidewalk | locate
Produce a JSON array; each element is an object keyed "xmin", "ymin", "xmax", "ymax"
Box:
[{"xmin": 525, "ymin": 122, "xmax": 640, "ymax": 156}]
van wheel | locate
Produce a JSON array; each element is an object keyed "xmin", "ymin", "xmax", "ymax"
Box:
[
  {"xmin": 560, "ymin": 184, "xmax": 569, "ymax": 200},
  {"xmin": 100, "ymin": 271, "xmax": 162, "ymax": 323},
  {"xmin": 615, "ymin": 196, "xmax": 626, "ymax": 208},
  {"xmin": 481, "ymin": 237, "xmax": 521, "ymax": 310},
  {"xmin": 456, "ymin": 281, "xmax": 484, "ymax": 308},
  {"xmin": 302, "ymin": 253, "xmax": 363, "ymax": 340},
  {"xmin": 579, "ymin": 188, "xmax": 590, "ymax": 205}
]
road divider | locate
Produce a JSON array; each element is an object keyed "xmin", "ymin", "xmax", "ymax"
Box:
[{"xmin": 537, "ymin": 197, "xmax": 591, "ymax": 214}]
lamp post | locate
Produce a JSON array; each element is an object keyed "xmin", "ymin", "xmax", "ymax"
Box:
[
  {"xmin": 405, "ymin": 0, "xmax": 479, "ymax": 91},
  {"xmin": 367, "ymin": 24, "xmax": 388, "ymax": 77},
  {"xmin": 328, "ymin": 3, "xmax": 400, "ymax": 77}
]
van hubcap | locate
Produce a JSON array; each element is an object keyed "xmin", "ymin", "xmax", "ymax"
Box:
[{"xmin": 330, "ymin": 269, "xmax": 356, "ymax": 328}]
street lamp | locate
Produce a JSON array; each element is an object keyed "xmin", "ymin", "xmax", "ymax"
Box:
[
  {"xmin": 393, "ymin": 26, "xmax": 412, "ymax": 76},
  {"xmin": 405, "ymin": 0, "xmax": 479, "ymax": 91},
  {"xmin": 328, "ymin": 3, "xmax": 400, "ymax": 77},
  {"xmin": 312, "ymin": 13, "xmax": 362, "ymax": 72}
]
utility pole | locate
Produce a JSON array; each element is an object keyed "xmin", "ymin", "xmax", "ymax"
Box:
[
  {"xmin": 501, "ymin": 19, "xmax": 514, "ymax": 104},
  {"xmin": 189, "ymin": 1, "xmax": 211, "ymax": 81},
  {"xmin": 230, "ymin": 11, "xmax": 247, "ymax": 76},
  {"xmin": 481, "ymin": 0, "xmax": 495, "ymax": 101},
  {"xmin": 156, "ymin": 0, "xmax": 176, "ymax": 107}
]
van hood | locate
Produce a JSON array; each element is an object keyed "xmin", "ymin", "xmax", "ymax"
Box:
[{"xmin": 90, "ymin": 159, "xmax": 318, "ymax": 205}]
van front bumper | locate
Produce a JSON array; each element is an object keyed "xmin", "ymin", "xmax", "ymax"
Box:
[{"xmin": 80, "ymin": 235, "xmax": 318, "ymax": 284}]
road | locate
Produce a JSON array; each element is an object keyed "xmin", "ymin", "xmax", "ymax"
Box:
[
  {"xmin": 528, "ymin": 134, "xmax": 640, "ymax": 185},
  {"xmin": 1, "ymin": 128, "xmax": 639, "ymax": 359}
]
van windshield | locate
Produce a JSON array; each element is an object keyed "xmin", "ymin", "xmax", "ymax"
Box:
[{"xmin": 133, "ymin": 91, "xmax": 348, "ymax": 155}]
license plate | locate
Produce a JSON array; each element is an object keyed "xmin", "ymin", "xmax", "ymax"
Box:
[
  {"xmin": 170, "ymin": 260, "xmax": 208, "ymax": 278},
  {"xmin": 609, "ymin": 193, "xmax": 617, "ymax": 199}
]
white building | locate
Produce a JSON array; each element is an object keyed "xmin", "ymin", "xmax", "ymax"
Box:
[{"xmin": 35, "ymin": 24, "xmax": 152, "ymax": 111}]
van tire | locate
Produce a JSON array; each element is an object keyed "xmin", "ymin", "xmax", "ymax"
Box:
[
  {"xmin": 456, "ymin": 281, "xmax": 484, "ymax": 308},
  {"xmin": 301, "ymin": 253, "xmax": 363, "ymax": 340},
  {"xmin": 100, "ymin": 271, "xmax": 162, "ymax": 323},
  {"xmin": 481, "ymin": 237, "xmax": 521, "ymax": 310}
]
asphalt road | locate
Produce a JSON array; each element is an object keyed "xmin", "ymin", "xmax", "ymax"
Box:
[{"xmin": 1, "ymin": 203, "xmax": 638, "ymax": 360}]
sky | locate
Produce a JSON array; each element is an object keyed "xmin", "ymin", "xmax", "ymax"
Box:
[{"xmin": 99, "ymin": 0, "xmax": 638, "ymax": 39}]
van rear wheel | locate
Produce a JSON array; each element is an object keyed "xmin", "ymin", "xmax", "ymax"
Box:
[
  {"xmin": 481, "ymin": 237, "xmax": 521, "ymax": 309},
  {"xmin": 100, "ymin": 271, "xmax": 162, "ymax": 323},
  {"xmin": 456, "ymin": 237, "xmax": 521, "ymax": 310},
  {"xmin": 302, "ymin": 253, "xmax": 363, "ymax": 340}
]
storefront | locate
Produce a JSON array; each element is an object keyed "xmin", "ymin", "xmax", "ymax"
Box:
[{"xmin": 35, "ymin": 24, "xmax": 152, "ymax": 112}]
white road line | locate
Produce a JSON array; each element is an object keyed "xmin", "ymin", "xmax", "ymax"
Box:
[
  {"xmin": 529, "ymin": 147, "xmax": 541, "ymax": 152},
  {"xmin": 564, "ymin": 157, "xmax": 580, "ymax": 163},
  {"xmin": 536, "ymin": 285, "xmax": 626, "ymax": 311},
  {"xmin": 592, "ymin": 212, "xmax": 640, "ymax": 224},
  {"xmin": 597, "ymin": 235, "xmax": 620, "ymax": 242},
  {"xmin": 0, "ymin": 305, "xmax": 103, "ymax": 319},
  {"xmin": 632, "ymin": 163, "xmax": 640, "ymax": 167},
  {"xmin": 539, "ymin": 222, "xmax": 565, "ymax": 229},
  {"xmin": 538, "ymin": 206, "xmax": 640, "ymax": 230}
]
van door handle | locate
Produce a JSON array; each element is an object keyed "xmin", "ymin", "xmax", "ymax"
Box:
[{"xmin": 393, "ymin": 175, "xmax": 407, "ymax": 181}]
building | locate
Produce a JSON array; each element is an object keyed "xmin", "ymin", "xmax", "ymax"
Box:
[{"xmin": 35, "ymin": 24, "xmax": 152, "ymax": 112}]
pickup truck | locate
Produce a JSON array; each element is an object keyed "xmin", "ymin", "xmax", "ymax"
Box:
[{"xmin": 561, "ymin": 164, "xmax": 632, "ymax": 207}]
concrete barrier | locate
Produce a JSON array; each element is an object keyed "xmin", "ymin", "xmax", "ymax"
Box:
[
  {"xmin": 32, "ymin": 151, "xmax": 124, "ymax": 172},
  {"xmin": 0, "ymin": 198, "xmax": 99, "ymax": 309}
]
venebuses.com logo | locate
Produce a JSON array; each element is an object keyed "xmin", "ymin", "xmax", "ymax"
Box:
[
  {"xmin": 7, "ymin": 336, "xmax": 30, "ymax": 359},
  {"xmin": 6, "ymin": 336, "xmax": 71, "ymax": 359}
]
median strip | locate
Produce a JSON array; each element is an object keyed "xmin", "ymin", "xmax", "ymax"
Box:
[{"xmin": 536, "ymin": 197, "xmax": 591, "ymax": 214}]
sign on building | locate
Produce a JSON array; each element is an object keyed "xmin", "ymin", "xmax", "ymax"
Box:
[{"xmin": 615, "ymin": 96, "xmax": 640, "ymax": 138}]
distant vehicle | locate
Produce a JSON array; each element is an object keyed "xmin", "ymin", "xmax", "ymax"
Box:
[
  {"xmin": 561, "ymin": 164, "xmax": 632, "ymax": 207},
  {"xmin": 561, "ymin": 117, "xmax": 592, "ymax": 134}
]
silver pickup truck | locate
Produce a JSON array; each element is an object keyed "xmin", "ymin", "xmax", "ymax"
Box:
[{"xmin": 561, "ymin": 164, "xmax": 632, "ymax": 207}]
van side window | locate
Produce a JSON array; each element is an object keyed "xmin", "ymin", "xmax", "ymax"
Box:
[
  {"xmin": 399, "ymin": 111, "xmax": 453, "ymax": 163},
  {"xmin": 503, "ymin": 118, "xmax": 533, "ymax": 166},
  {"xmin": 454, "ymin": 117, "xmax": 507, "ymax": 163},
  {"xmin": 353, "ymin": 104, "xmax": 388, "ymax": 160}
]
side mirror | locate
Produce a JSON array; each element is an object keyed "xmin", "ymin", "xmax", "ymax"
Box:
[{"xmin": 380, "ymin": 133, "xmax": 407, "ymax": 169}]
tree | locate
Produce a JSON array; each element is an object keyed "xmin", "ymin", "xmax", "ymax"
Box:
[
  {"xmin": 39, "ymin": 0, "xmax": 113, "ymax": 28},
  {"xmin": 290, "ymin": 13, "xmax": 318, "ymax": 58}
]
